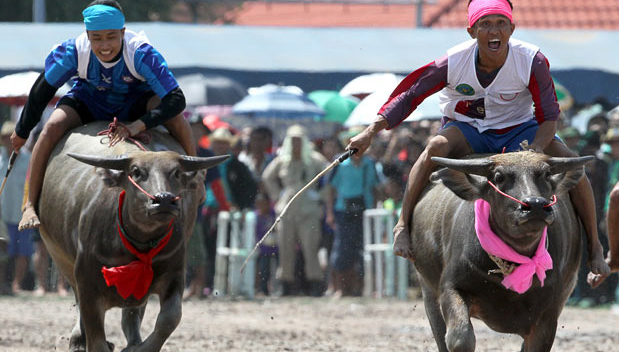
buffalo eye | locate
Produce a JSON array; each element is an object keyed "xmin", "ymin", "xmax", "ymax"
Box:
[
  {"xmin": 172, "ymin": 168, "xmax": 182, "ymax": 179},
  {"xmin": 130, "ymin": 166, "xmax": 143, "ymax": 180},
  {"xmin": 494, "ymin": 172, "xmax": 505, "ymax": 184}
]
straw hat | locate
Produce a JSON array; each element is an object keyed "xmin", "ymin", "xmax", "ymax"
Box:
[
  {"xmin": 604, "ymin": 127, "xmax": 619, "ymax": 143},
  {"xmin": 0, "ymin": 120, "xmax": 15, "ymax": 137},
  {"xmin": 285, "ymin": 124, "xmax": 307, "ymax": 138},
  {"xmin": 210, "ymin": 127, "xmax": 238, "ymax": 145}
]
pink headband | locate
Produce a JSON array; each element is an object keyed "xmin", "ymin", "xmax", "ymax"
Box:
[{"xmin": 468, "ymin": 0, "xmax": 512, "ymax": 27}]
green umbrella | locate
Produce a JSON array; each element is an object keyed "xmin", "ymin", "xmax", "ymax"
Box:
[{"xmin": 308, "ymin": 90, "xmax": 359, "ymax": 124}]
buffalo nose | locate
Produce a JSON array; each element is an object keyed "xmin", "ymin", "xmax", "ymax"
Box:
[
  {"xmin": 520, "ymin": 196, "xmax": 550, "ymax": 211},
  {"xmin": 153, "ymin": 192, "xmax": 177, "ymax": 205}
]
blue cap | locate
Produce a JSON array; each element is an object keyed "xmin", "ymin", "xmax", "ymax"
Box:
[{"xmin": 82, "ymin": 4, "xmax": 125, "ymax": 31}]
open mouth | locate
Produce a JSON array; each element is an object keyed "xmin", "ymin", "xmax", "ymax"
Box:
[{"xmin": 488, "ymin": 39, "xmax": 501, "ymax": 51}]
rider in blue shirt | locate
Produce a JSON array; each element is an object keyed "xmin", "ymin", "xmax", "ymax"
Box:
[{"xmin": 11, "ymin": 0, "xmax": 196, "ymax": 231}]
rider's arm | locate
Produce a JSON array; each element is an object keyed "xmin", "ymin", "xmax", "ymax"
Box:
[
  {"xmin": 528, "ymin": 51, "xmax": 560, "ymax": 151},
  {"xmin": 378, "ymin": 55, "xmax": 448, "ymax": 130},
  {"xmin": 133, "ymin": 44, "xmax": 186, "ymax": 129},
  {"xmin": 138, "ymin": 87, "xmax": 186, "ymax": 129},
  {"xmin": 15, "ymin": 72, "xmax": 59, "ymax": 139}
]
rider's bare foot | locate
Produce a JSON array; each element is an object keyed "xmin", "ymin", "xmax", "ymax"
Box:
[
  {"xmin": 18, "ymin": 203, "xmax": 40, "ymax": 231},
  {"xmin": 393, "ymin": 224, "xmax": 414, "ymax": 261}
]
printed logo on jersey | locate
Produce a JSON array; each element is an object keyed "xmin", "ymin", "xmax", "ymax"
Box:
[
  {"xmin": 122, "ymin": 75, "xmax": 135, "ymax": 83},
  {"xmin": 455, "ymin": 84, "xmax": 475, "ymax": 96},
  {"xmin": 100, "ymin": 74, "xmax": 112, "ymax": 84}
]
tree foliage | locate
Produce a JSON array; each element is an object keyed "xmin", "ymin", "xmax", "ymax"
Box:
[{"xmin": 0, "ymin": 0, "xmax": 244, "ymax": 23}]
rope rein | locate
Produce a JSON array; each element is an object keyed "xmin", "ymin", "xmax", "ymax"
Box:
[
  {"xmin": 486, "ymin": 180, "xmax": 557, "ymax": 208},
  {"xmin": 99, "ymin": 118, "xmax": 180, "ymax": 202},
  {"xmin": 97, "ymin": 117, "xmax": 152, "ymax": 151}
]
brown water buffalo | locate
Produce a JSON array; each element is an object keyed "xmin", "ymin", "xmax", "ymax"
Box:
[
  {"xmin": 37, "ymin": 122, "xmax": 228, "ymax": 352},
  {"xmin": 411, "ymin": 151, "xmax": 592, "ymax": 352}
]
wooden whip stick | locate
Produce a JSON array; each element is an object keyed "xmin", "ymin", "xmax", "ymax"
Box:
[
  {"xmin": 0, "ymin": 151, "xmax": 18, "ymax": 197},
  {"xmin": 240, "ymin": 149, "xmax": 357, "ymax": 273}
]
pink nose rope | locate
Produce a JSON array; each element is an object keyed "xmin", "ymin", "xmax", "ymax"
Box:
[
  {"xmin": 487, "ymin": 181, "xmax": 557, "ymax": 208},
  {"xmin": 474, "ymin": 198, "xmax": 553, "ymax": 294}
]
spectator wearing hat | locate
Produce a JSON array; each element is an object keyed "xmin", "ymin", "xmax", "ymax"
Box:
[
  {"xmin": 0, "ymin": 120, "xmax": 34, "ymax": 294},
  {"xmin": 558, "ymin": 126, "xmax": 581, "ymax": 152},
  {"xmin": 183, "ymin": 115, "xmax": 231, "ymax": 299},
  {"xmin": 203, "ymin": 127, "xmax": 257, "ymax": 293},
  {"xmin": 262, "ymin": 124, "xmax": 328, "ymax": 296},
  {"xmin": 238, "ymin": 126, "xmax": 275, "ymax": 190}
]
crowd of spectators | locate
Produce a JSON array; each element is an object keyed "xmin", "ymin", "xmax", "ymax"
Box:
[{"xmin": 4, "ymin": 103, "xmax": 619, "ymax": 305}]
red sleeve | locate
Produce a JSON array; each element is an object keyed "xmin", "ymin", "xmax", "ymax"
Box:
[
  {"xmin": 209, "ymin": 179, "xmax": 230, "ymax": 211},
  {"xmin": 378, "ymin": 55, "xmax": 448, "ymax": 129},
  {"xmin": 528, "ymin": 51, "xmax": 560, "ymax": 124}
]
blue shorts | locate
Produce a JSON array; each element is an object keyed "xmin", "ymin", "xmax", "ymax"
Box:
[
  {"xmin": 443, "ymin": 119, "xmax": 559, "ymax": 154},
  {"xmin": 58, "ymin": 90, "xmax": 155, "ymax": 124},
  {"xmin": 7, "ymin": 224, "xmax": 34, "ymax": 257}
]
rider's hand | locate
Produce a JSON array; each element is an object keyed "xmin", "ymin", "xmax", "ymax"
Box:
[
  {"xmin": 109, "ymin": 124, "xmax": 131, "ymax": 147},
  {"xmin": 10, "ymin": 131, "xmax": 26, "ymax": 152},
  {"xmin": 125, "ymin": 120, "xmax": 145, "ymax": 137},
  {"xmin": 347, "ymin": 129, "xmax": 373, "ymax": 155},
  {"xmin": 109, "ymin": 120, "xmax": 145, "ymax": 147},
  {"xmin": 346, "ymin": 115, "xmax": 389, "ymax": 155}
]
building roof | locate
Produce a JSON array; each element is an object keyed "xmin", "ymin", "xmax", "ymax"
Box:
[
  {"xmin": 232, "ymin": 2, "xmax": 443, "ymax": 27},
  {"xmin": 429, "ymin": 0, "xmax": 619, "ymax": 30},
  {"xmin": 232, "ymin": 0, "xmax": 619, "ymax": 30}
]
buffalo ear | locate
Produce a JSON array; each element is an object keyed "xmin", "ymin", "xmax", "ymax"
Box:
[
  {"xmin": 182, "ymin": 170, "xmax": 206, "ymax": 191},
  {"xmin": 430, "ymin": 167, "xmax": 486, "ymax": 201},
  {"xmin": 95, "ymin": 168, "xmax": 125, "ymax": 188},
  {"xmin": 549, "ymin": 167, "xmax": 585, "ymax": 195},
  {"xmin": 545, "ymin": 156, "xmax": 590, "ymax": 194}
]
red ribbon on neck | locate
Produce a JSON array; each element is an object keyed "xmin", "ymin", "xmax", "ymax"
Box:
[{"xmin": 101, "ymin": 191, "xmax": 174, "ymax": 300}]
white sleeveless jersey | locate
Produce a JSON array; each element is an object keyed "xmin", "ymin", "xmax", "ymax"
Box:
[
  {"xmin": 438, "ymin": 38, "xmax": 539, "ymax": 132},
  {"xmin": 75, "ymin": 29, "xmax": 151, "ymax": 82}
]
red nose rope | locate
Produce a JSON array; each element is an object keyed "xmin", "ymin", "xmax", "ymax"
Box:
[
  {"xmin": 101, "ymin": 191, "xmax": 175, "ymax": 300},
  {"xmin": 99, "ymin": 118, "xmax": 181, "ymax": 202},
  {"xmin": 486, "ymin": 181, "xmax": 557, "ymax": 208}
]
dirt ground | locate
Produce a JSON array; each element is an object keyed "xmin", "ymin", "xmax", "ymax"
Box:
[{"xmin": 0, "ymin": 293, "xmax": 618, "ymax": 352}]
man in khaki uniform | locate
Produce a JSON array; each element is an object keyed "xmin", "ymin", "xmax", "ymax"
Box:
[{"xmin": 262, "ymin": 125, "xmax": 328, "ymax": 296}]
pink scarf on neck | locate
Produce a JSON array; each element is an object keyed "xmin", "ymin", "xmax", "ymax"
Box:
[{"xmin": 474, "ymin": 199, "xmax": 553, "ymax": 294}]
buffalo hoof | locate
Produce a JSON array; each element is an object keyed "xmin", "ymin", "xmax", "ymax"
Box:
[{"xmin": 393, "ymin": 225, "xmax": 414, "ymax": 261}]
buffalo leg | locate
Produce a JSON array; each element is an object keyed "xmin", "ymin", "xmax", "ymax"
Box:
[
  {"xmin": 522, "ymin": 313, "xmax": 558, "ymax": 352},
  {"xmin": 440, "ymin": 288, "xmax": 475, "ymax": 352},
  {"xmin": 421, "ymin": 285, "xmax": 449, "ymax": 352},
  {"xmin": 125, "ymin": 286, "xmax": 183, "ymax": 351},
  {"xmin": 122, "ymin": 306, "xmax": 146, "ymax": 347},
  {"xmin": 69, "ymin": 314, "xmax": 86, "ymax": 352},
  {"xmin": 78, "ymin": 297, "xmax": 113, "ymax": 352}
]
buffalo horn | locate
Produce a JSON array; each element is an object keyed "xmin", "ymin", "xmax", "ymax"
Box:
[
  {"xmin": 178, "ymin": 154, "xmax": 230, "ymax": 172},
  {"xmin": 431, "ymin": 156, "xmax": 493, "ymax": 177},
  {"xmin": 68, "ymin": 153, "xmax": 131, "ymax": 170},
  {"xmin": 546, "ymin": 155, "xmax": 594, "ymax": 174}
]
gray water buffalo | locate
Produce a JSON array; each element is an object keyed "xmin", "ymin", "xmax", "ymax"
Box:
[
  {"xmin": 37, "ymin": 122, "xmax": 228, "ymax": 352},
  {"xmin": 411, "ymin": 151, "xmax": 592, "ymax": 352}
]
